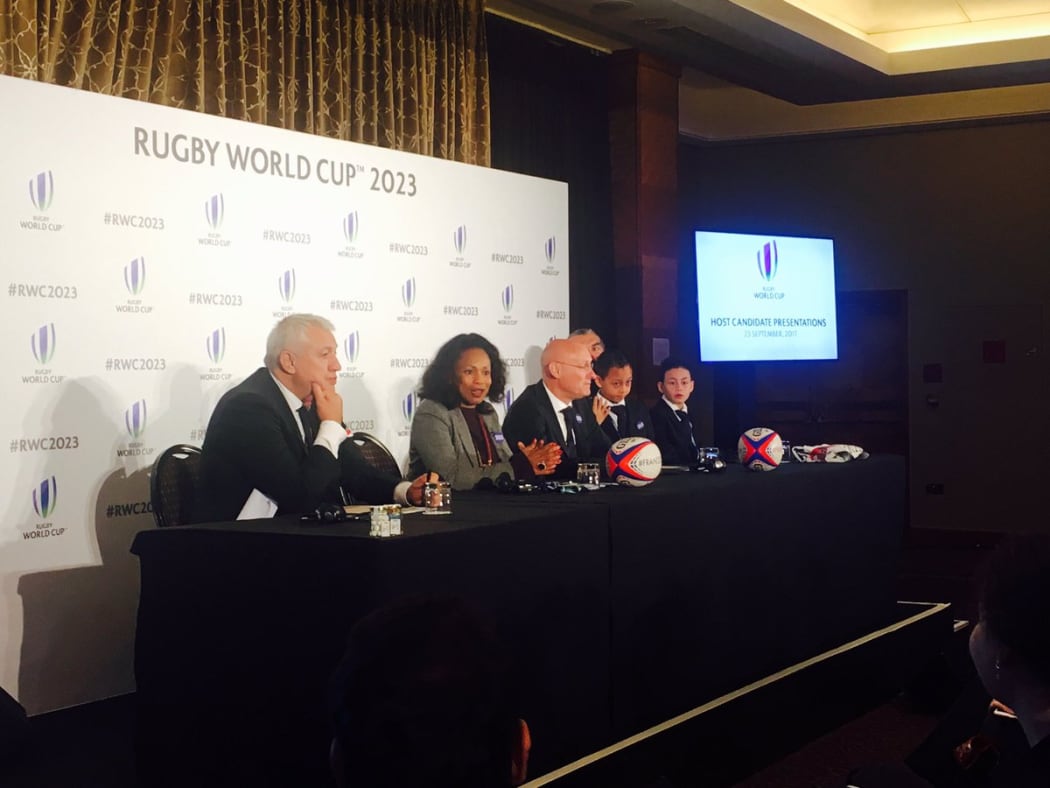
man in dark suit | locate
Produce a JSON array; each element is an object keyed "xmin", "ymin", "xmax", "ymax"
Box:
[
  {"xmin": 200, "ymin": 314, "xmax": 425, "ymax": 520},
  {"xmin": 590, "ymin": 349, "xmax": 654, "ymax": 444},
  {"xmin": 650, "ymin": 357, "xmax": 700, "ymax": 466},
  {"xmin": 503, "ymin": 339, "xmax": 610, "ymax": 478}
]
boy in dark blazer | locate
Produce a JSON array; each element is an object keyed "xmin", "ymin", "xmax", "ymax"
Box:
[
  {"xmin": 649, "ymin": 357, "xmax": 700, "ymax": 466},
  {"xmin": 589, "ymin": 350, "xmax": 654, "ymax": 444}
]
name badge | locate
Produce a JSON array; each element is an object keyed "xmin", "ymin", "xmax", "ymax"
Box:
[{"xmin": 492, "ymin": 432, "xmax": 506, "ymax": 443}]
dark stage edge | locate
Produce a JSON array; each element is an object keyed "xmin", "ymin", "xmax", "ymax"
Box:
[{"xmin": 524, "ymin": 600, "xmax": 954, "ymax": 788}]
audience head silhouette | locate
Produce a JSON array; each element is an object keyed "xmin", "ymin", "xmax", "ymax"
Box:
[
  {"xmin": 329, "ymin": 594, "xmax": 530, "ymax": 788},
  {"xmin": 970, "ymin": 534, "xmax": 1050, "ymax": 747}
]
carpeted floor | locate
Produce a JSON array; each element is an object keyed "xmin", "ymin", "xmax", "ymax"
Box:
[{"xmin": 727, "ymin": 529, "xmax": 994, "ymax": 788}]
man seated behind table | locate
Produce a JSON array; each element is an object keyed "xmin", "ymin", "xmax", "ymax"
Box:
[
  {"xmin": 649, "ymin": 357, "xmax": 700, "ymax": 466},
  {"xmin": 408, "ymin": 333, "xmax": 562, "ymax": 490},
  {"xmin": 200, "ymin": 313, "xmax": 425, "ymax": 520},
  {"xmin": 567, "ymin": 327, "xmax": 605, "ymax": 361},
  {"xmin": 591, "ymin": 349, "xmax": 655, "ymax": 444},
  {"xmin": 502, "ymin": 338, "xmax": 610, "ymax": 479},
  {"xmin": 328, "ymin": 594, "xmax": 531, "ymax": 788}
]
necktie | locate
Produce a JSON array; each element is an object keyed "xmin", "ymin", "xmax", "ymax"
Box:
[
  {"xmin": 560, "ymin": 406, "xmax": 578, "ymax": 459},
  {"xmin": 675, "ymin": 409, "xmax": 699, "ymax": 461},
  {"xmin": 603, "ymin": 404, "xmax": 628, "ymax": 442},
  {"xmin": 298, "ymin": 404, "xmax": 317, "ymax": 449}
]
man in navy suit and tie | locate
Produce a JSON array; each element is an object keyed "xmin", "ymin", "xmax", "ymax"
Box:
[
  {"xmin": 502, "ymin": 338, "xmax": 610, "ymax": 479},
  {"xmin": 200, "ymin": 314, "xmax": 425, "ymax": 521}
]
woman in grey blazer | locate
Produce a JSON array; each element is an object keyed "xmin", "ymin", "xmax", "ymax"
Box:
[{"xmin": 409, "ymin": 334, "xmax": 562, "ymax": 489}]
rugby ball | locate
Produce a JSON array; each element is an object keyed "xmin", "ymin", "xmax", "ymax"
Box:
[
  {"xmin": 605, "ymin": 437, "xmax": 663, "ymax": 487},
  {"xmin": 737, "ymin": 427, "xmax": 784, "ymax": 471}
]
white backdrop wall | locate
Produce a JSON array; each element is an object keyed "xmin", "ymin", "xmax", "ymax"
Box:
[{"xmin": 0, "ymin": 75, "xmax": 569, "ymax": 713}]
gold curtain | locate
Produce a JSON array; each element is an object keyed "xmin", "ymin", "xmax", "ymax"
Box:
[{"xmin": 0, "ymin": 0, "xmax": 490, "ymax": 165}]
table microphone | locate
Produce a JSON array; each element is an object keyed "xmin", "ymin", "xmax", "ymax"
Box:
[{"xmin": 301, "ymin": 503, "xmax": 348, "ymax": 524}]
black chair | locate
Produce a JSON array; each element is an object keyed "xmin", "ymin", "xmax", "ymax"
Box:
[
  {"xmin": 350, "ymin": 432, "xmax": 401, "ymax": 478},
  {"xmin": 150, "ymin": 444, "xmax": 203, "ymax": 527}
]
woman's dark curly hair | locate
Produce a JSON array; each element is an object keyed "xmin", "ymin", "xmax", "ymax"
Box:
[{"xmin": 419, "ymin": 334, "xmax": 507, "ymax": 411}]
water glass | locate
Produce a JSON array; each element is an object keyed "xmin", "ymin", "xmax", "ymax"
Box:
[
  {"xmin": 424, "ymin": 480, "xmax": 452, "ymax": 515},
  {"xmin": 576, "ymin": 462, "xmax": 601, "ymax": 486}
]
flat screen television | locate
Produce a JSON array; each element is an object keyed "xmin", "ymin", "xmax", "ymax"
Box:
[{"xmin": 695, "ymin": 230, "xmax": 838, "ymax": 362}]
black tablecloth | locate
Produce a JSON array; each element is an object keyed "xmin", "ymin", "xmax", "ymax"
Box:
[
  {"xmin": 603, "ymin": 457, "xmax": 905, "ymax": 732},
  {"xmin": 132, "ymin": 455, "xmax": 905, "ymax": 786}
]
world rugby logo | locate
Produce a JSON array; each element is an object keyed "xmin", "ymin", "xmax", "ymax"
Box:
[
  {"xmin": 206, "ymin": 328, "xmax": 226, "ymax": 364},
  {"xmin": 33, "ymin": 476, "xmax": 57, "ymax": 518},
  {"xmin": 31, "ymin": 323, "xmax": 56, "ymax": 365},
  {"xmin": 125, "ymin": 400, "xmax": 148, "ymax": 440},
  {"xmin": 343, "ymin": 211, "xmax": 359, "ymax": 243},
  {"xmin": 205, "ymin": 193, "xmax": 224, "ymax": 230},
  {"xmin": 29, "ymin": 170, "xmax": 54, "ymax": 211},
  {"xmin": 124, "ymin": 257, "xmax": 146, "ymax": 296},
  {"xmin": 757, "ymin": 241, "xmax": 777, "ymax": 282},
  {"xmin": 278, "ymin": 269, "xmax": 296, "ymax": 303},
  {"xmin": 344, "ymin": 331, "xmax": 360, "ymax": 365},
  {"xmin": 402, "ymin": 391, "xmax": 417, "ymax": 423}
]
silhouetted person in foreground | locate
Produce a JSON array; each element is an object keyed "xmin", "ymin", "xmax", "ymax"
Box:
[
  {"xmin": 328, "ymin": 595, "xmax": 531, "ymax": 788},
  {"xmin": 848, "ymin": 535, "xmax": 1050, "ymax": 787}
]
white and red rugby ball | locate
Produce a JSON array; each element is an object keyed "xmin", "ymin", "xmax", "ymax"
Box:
[
  {"xmin": 605, "ymin": 437, "xmax": 663, "ymax": 487},
  {"xmin": 737, "ymin": 427, "xmax": 784, "ymax": 471}
]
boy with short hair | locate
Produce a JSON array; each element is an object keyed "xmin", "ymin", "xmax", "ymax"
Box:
[
  {"xmin": 650, "ymin": 358, "xmax": 700, "ymax": 466},
  {"xmin": 591, "ymin": 350, "xmax": 654, "ymax": 444}
]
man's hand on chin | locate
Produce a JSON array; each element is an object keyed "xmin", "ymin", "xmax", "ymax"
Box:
[
  {"xmin": 311, "ymin": 381, "xmax": 344, "ymax": 424},
  {"xmin": 406, "ymin": 474, "xmax": 428, "ymax": 506}
]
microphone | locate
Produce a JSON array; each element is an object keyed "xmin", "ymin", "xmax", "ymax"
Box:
[{"xmin": 301, "ymin": 502, "xmax": 348, "ymax": 524}]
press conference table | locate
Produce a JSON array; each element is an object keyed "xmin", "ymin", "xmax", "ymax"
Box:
[{"xmin": 131, "ymin": 456, "xmax": 905, "ymax": 787}]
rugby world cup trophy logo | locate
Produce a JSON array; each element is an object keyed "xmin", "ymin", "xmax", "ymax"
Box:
[
  {"xmin": 544, "ymin": 236, "xmax": 556, "ymax": 264},
  {"xmin": 206, "ymin": 328, "xmax": 226, "ymax": 364},
  {"xmin": 31, "ymin": 323, "xmax": 56, "ymax": 365},
  {"xmin": 757, "ymin": 241, "xmax": 778, "ymax": 282},
  {"xmin": 501, "ymin": 284, "xmax": 514, "ymax": 313},
  {"xmin": 453, "ymin": 225, "xmax": 467, "ymax": 256},
  {"xmin": 278, "ymin": 269, "xmax": 296, "ymax": 304},
  {"xmin": 343, "ymin": 211, "xmax": 359, "ymax": 244},
  {"xmin": 504, "ymin": 387, "xmax": 514, "ymax": 409},
  {"xmin": 125, "ymin": 400, "xmax": 148, "ymax": 440},
  {"xmin": 401, "ymin": 277, "xmax": 416, "ymax": 309},
  {"xmin": 204, "ymin": 193, "xmax": 224, "ymax": 231},
  {"xmin": 29, "ymin": 171, "xmax": 55, "ymax": 212},
  {"xmin": 124, "ymin": 257, "xmax": 146, "ymax": 296},
  {"xmin": 33, "ymin": 476, "xmax": 57, "ymax": 519},
  {"xmin": 402, "ymin": 391, "xmax": 417, "ymax": 425},
  {"xmin": 344, "ymin": 331, "xmax": 360, "ymax": 365}
]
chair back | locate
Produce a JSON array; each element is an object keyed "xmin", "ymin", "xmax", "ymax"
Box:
[
  {"xmin": 350, "ymin": 432, "xmax": 401, "ymax": 478},
  {"xmin": 150, "ymin": 444, "xmax": 203, "ymax": 527}
]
